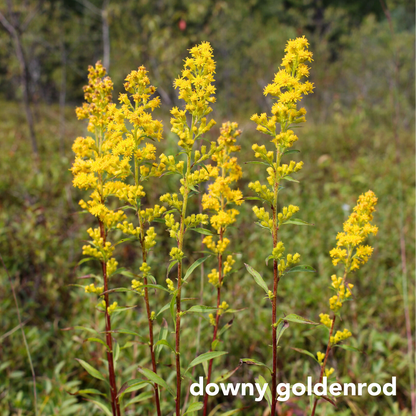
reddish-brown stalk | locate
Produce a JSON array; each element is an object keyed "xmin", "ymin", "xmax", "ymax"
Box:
[
  {"xmin": 99, "ymin": 220, "xmax": 121, "ymax": 416},
  {"xmin": 202, "ymin": 228, "xmax": 224, "ymax": 416},
  {"xmin": 310, "ymin": 315, "xmax": 337, "ymax": 416}
]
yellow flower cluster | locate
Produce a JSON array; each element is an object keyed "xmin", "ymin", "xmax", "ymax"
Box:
[
  {"xmin": 85, "ymin": 283, "xmax": 104, "ymax": 295},
  {"xmin": 82, "ymin": 228, "xmax": 115, "ymax": 261},
  {"xmin": 202, "ymin": 236, "xmax": 230, "ymax": 255},
  {"xmin": 131, "ymin": 279, "xmax": 144, "ymax": 296},
  {"xmin": 277, "ymin": 205, "xmax": 300, "ymax": 225},
  {"xmin": 329, "ymin": 275, "xmax": 354, "ymax": 312},
  {"xmin": 107, "ymin": 302, "xmax": 118, "ymax": 315},
  {"xmin": 319, "ymin": 313, "xmax": 333, "ymax": 329},
  {"xmin": 330, "ymin": 190, "xmax": 378, "ymax": 272},
  {"xmin": 184, "ymin": 214, "xmax": 209, "ymax": 228},
  {"xmin": 218, "ymin": 301, "xmax": 229, "ymax": 315},
  {"xmin": 170, "ymin": 247, "xmax": 184, "ymax": 261},
  {"xmin": 166, "ymin": 278, "xmax": 175, "ymax": 293},
  {"xmin": 171, "ymin": 42, "xmax": 217, "ymax": 149},
  {"xmin": 330, "ymin": 328, "xmax": 352, "ymax": 345}
]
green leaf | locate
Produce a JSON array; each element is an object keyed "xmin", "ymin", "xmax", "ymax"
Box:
[
  {"xmin": 141, "ymin": 284, "xmax": 170, "ymax": 292},
  {"xmin": 117, "ymin": 379, "xmax": 149, "ymax": 399},
  {"xmin": 220, "ymin": 409, "xmax": 245, "ymax": 416},
  {"xmin": 240, "ymin": 358, "xmax": 271, "ymax": 372},
  {"xmin": 61, "ymin": 326, "xmax": 98, "ymax": 335},
  {"xmin": 186, "ymin": 305, "xmax": 217, "ymax": 314},
  {"xmin": 115, "ymin": 237, "xmax": 137, "ymax": 246},
  {"xmin": 255, "ymin": 375, "xmax": 272, "ymax": 410},
  {"xmin": 139, "ymin": 367, "xmax": 175, "ymax": 397},
  {"xmin": 184, "ymin": 256, "xmax": 211, "ymax": 282},
  {"xmin": 155, "ymin": 319, "xmax": 169, "ymax": 361},
  {"xmin": 76, "ymin": 389, "xmax": 105, "ymax": 396},
  {"xmin": 186, "ymin": 351, "xmax": 228, "ymax": 373},
  {"xmin": 245, "ymin": 161, "xmax": 270, "ymax": 166},
  {"xmin": 244, "ymin": 263, "xmax": 269, "ymax": 294},
  {"xmin": 217, "ymin": 319, "xmax": 233, "ymax": 338},
  {"xmin": 89, "ymin": 400, "xmax": 113, "ymax": 416},
  {"xmin": 85, "ymin": 338, "xmax": 109, "ymax": 350},
  {"xmin": 285, "ymin": 264, "xmax": 316, "ymax": 273},
  {"xmin": 334, "ymin": 344, "xmax": 362, "ymax": 353},
  {"xmin": 291, "ymin": 347, "xmax": 319, "ymax": 363},
  {"xmin": 184, "ymin": 402, "xmax": 204, "ymax": 415},
  {"xmin": 78, "ymin": 257, "xmax": 95, "ymax": 266},
  {"xmin": 214, "ymin": 363, "xmax": 242, "ymax": 383},
  {"xmin": 153, "ymin": 339, "xmax": 175, "ymax": 354},
  {"xmin": 123, "ymin": 391, "xmax": 154, "ymax": 409},
  {"xmin": 189, "ymin": 228, "xmax": 214, "ymax": 236},
  {"xmin": 276, "ymin": 320, "xmax": 290, "ymax": 346},
  {"xmin": 282, "ymin": 219, "xmax": 314, "ymax": 226},
  {"xmin": 245, "ymin": 197, "xmax": 265, "ymax": 201},
  {"xmin": 75, "ymin": 359, "xmax": 105, "ymax": 381},
  {"xmin": 110, "ymin": 329, "xmax": 146, "ymax": 343},
  {"xmin": 282, "ymin": 175, "xmax": 299, "ymax": 183},
  {"xmin": 157, "ymin": 302, "xmax": 171, "ymax": 317},
  {"xmin": 278, "ymin": 314, "xmax": 318, "ymax": 325},
  {"xmin": 283, "ymin": 149, "xmax": 300, "ymax": 155},
  {"xmin": 167, "ymin": 260, "xmax": 178, "ymax": 275}
]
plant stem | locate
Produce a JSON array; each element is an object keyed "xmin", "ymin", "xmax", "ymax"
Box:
[
  {"xmin": 175, "ymin": 152, "xmax": 191, "ymax": 415},
  {"xmin": 310, "ymin": 315, "xmax": 336, "ymax": 416},
  {"xmin": 0, "ymin": 254, "xmax": 38, "ymax": 416},
  {"xmin": 202, "ymin": 228, "xmax": 224, "ymax": 416},
  {"xmin": 99, "ymin": 220, "xmax": 121, "ymax": 416}
]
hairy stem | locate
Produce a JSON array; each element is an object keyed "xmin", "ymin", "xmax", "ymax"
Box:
[
  {"xmin": 99, "ymin": 220, "xmax": 120, "ymax": 416},
  {"xmin": 203, "ymin": 228, "xmax": 224, "ymax": 416}
]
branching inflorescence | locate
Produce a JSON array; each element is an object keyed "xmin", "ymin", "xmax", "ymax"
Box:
[{"xmin": 246, "ymin": 35, "xmax": 314, "ymax": 416}]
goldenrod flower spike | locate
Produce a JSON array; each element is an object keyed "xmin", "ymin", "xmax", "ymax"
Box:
[
  {"xmin": 71, "ymin": 61, "xmax": 123, "ymax": 416},
  {"xmin": 247, "ymin": 37, "xmax": 314, "ymax": 416},
  {"xmin": 311, "ymin": 191, "xmax": 378, "ymax": 416},
  {"xmin": 159, "ymin": 42, "xmax": 219, "ymax": 416},
  {"xmin": 201, "ymin": 122, "xmax": 243, "ymax": 415}
]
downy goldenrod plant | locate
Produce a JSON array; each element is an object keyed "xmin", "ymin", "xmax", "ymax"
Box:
[
  {"xmin": 245, "ymin": 35, "xmax": 315, "ymax": 416},
  {"xmin": 113, "ymin": 66, "xmax": 165, "ymax": 416},
  {"xmin": 71, "ymin": 62, "xmax": 126, "ymax": 416},
  {"xmin": 159, "ymin": 41, "xmax": 220, "ymax": 415},
  {"xmin": 310, "ymin": 191, "xmax": 378, "ymax": 415},
  {"xmin": 201, "ymin": 121, "xmax": 243, "ymax": 415}
]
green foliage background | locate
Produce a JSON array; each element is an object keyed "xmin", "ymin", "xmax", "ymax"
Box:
[{"xmin": 0, "ymin": 0, "xmax": 414, "ymax": 415}]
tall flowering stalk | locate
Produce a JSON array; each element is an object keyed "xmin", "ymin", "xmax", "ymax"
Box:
[
  {"xmin": 113, "ymin": 66, "xmax": 165, "ymax": 415},
  {"xmin": 160, "ymin": 42, "xmax": 219, "ymax": 415},
  {"xmin": 71, "ymin": 62, "xmax": 129, "ymax": 416},
  {"xmin": 246, "ymin": 36, "xmax": 314, "ymax": 415},
  {"xmin": 311, "ymin": 191, "xmax": 378, "ymax": 415},
  {"xmin": 201, "ymin": 122, "xmax": 243, "ymax": 415}
]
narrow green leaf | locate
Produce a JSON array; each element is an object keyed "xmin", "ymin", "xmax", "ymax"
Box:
[
  {"xmin": 282, "ymin": 219, "xmax": 314, "ymax": 226},
  {"xmin": 285, "ymin": 264, "xmax": 316, "ymax": 273},
  {"xmin": 76, "ymin": 389, "xmax": 105, "ymax": 396},
  {"xmin": 186, "ymin": 305, "xmax": 217, "ymax": 314},
  {"xmin": 278, "ymin": 314, "xmax": 318, "ymax": 325},
  {"xmin": 282, "ymin": 175, "xmax": 299, "ymax": 183},
  {"xmin": 153, "ymin": 339, "xmax": 175, "ymax": 354},
  {"xmin": 61, "ymin": 326, "xmax": 98, "ymax": 335},
  {"xmin": 85, "ymin": 338, "xmax": 109, "ymax": 350},
  {"xmin": 141, "ymin": 284, "xmax": 170, "ymax": 292},
  {"xmin": 244, "ymin": 263, "xmax": 269, "ymax": 294},
  {"xmin": 167, "ymin": 260, "xmax": 178, "ymax": 276},
  {"xmin": 186, "ymin": 351, "xmax": 228, "ymax": 373},
  {"xmin": 214, "ymin": 363, "xmax": 242, "ymax": 383},
  {"xmin": 217, "ymin": 319, "xmax": 233, "ymax": 338},
  {"xmin": 89, "ymin": 400, "xmax": 112, "ymax": 416},
  {"xmin": 139, "ymin": 367, "xmax": 175, "ymax": 397},
  {"xmin": 184, "ymin": 256, "xmax": 211, "ymax": 282},
  {"xmin": 291, "ymin": 347, "xmax": 319, "ymax": 363},
  {"xmin": 184, "ymin": 402, "xmax": 204, "ymax": 415},
  {"xmin": 255, "ymin": 375, "xmax": 272, "ymax": 409},
  {"xmin": 170, "ymin": 293, "xmax": 176, "ymax": 328},
  {"xmin": 220, "ymin": 409, "xmax": 245, "ymax": 416},
  {"xmin": 240, "ymin": 358, "xmax": 271, "ymax": 372},
  {"xmin": 117, "ymin": 379, "xmax": 148, "ymax": 399},
  {"xmin": 276, "ymin": 320, "xmax": 290, "ymax": 346},
  {"xmin": 75, "ymin": 359, "xmax": 105, "ymax": 381},
  {"xmin": 155, "ymin": 319, "xmax": 169, "ymax": 361},
  {"xmin": 189, "ymin": 228, "xmax": 214, "ymax": 236},
  {"xmin": 245, "ymin": 197, "xmax": 265, "ymax": 201},
  {"xmin": 78, "ymin": 257, "xmax": 95, "ymax": 266},
  {"xmin": 157, "ymin": 302, "xmax": 171, "ymax": 317},
  {"xmin": 123, "ymin": 391, "xmax": 154, "ymax": 409},
  {"xmin": 283, "ymin": 149, "xmax": 300, "ymax": 155}
]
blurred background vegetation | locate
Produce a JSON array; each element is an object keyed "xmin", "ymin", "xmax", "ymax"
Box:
[{"xmin": 0, "ymin": 0, "xmax": 414, "ymax": 415}]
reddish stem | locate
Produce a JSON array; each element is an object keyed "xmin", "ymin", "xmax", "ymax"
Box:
[
  {"xmin": 99, "ymin": 221, "xmax": 121, "ymax": 416},
  {"xmin": 202, "ymin": 229, "xmax": 224, "ymax": 416},
  {"xmin": 310, "ymin": 315, "xmax": 336, "ymax": 416}
]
